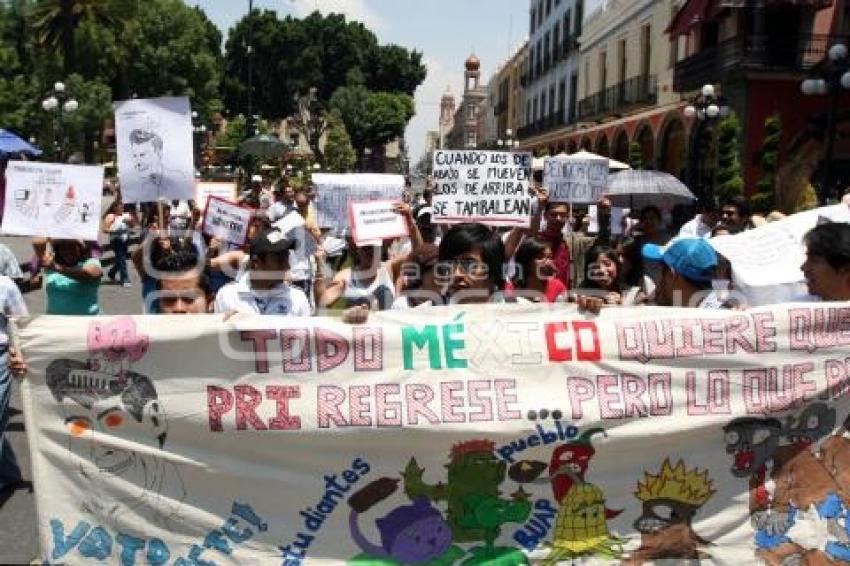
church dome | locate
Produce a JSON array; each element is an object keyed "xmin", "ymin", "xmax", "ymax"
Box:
[{"xmin": 465, "ymin": 54, "xmax": 480, "ymax": 71}]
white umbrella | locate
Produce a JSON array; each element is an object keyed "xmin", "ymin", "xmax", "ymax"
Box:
[
  {"xmin": 605, "ymin": 170, "xmax": 695, "ymax": 209},
  {"xmin": 564, "ymin": 149, "xmax": 630, "ymax": 171}
]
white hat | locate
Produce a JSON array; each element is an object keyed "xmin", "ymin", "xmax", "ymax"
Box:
[
  {"xmin": 251, "ymin": 174, "xmax": 262, "ymax": 183},
  {"xmin": 417, "ymin": 206, "xmax": 433, "ymax": 219}
]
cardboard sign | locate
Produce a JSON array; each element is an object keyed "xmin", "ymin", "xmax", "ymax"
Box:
[
  {"xmin": 195, "ymin": 181, "xmax": 237, "ymax": 209},
  {"xmin": 1, "ymin": 161, "xmax": 103, "ymax": 240},
  {"xmin": 201, "ymin": 196, "xmax": 253, "ymax": 246},
  {"xmin": 348, "ymin": 200, "xmax": 408, "ymax": 245},
  {"xmin": 431, "ymin": 150, "xmax": 533, "ymax": 227},
  {"xmin": 114, "ymin": 96, "xmax": 194, "ymax": 203},
  {"xmin": 16, "ymin": 303, "xmax": 850, "ymax": 564},
  {"xmin": 313, "ymin": 173, "xmax": 404, "ymax": 233},
  {"xmin": 543, "ymin": 157, "xmax": 609, "ymax": 203}
]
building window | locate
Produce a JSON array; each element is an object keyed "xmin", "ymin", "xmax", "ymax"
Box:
[
  {"xmin": 558, "ymin": 80, "xmax": 566, "ymax": 119},
  {"xmin": 290, "ymin": 133, "xmax": 300, "ymax": 147},
  {"xmin": 546, "ymin": 0, "xmax": 552, "ymax": 18},
  {"xmin": 467, "ymin": 104, "xmax": 477, "ymax": 120},
  {"xmin": 555, "ymin": 0, "xmax": 561, "ymax": 5},
  {"xmin": 549, "ymin": 86, "xmax": 556, "ymax": 115},
  {"xmin": 466, "ymin": 131, "xmax": 477, "ymax": 148},
  {"xmin": 599, "ymin": 50, "xmax": 607, "ymax": 92},
  {"xmin": 641, "ymin": 23, "xmax": 652, "ymax": 78},
  {"xmin": 553, "ymin": 24, "xmax": 560, "ymax": 57},
  {"xmin": 538, "ymin": 1, "xmax": 543, "ymax": 27},
  {"xmin": 618, "ymin": 38, "xmax": 627, "ymax": 85},
  {"xmin": 669, "ymin": 5, "xmax": 679, "ymax": 68},
  {"xmin": 563, "ymin": 11, "xmax": 571, "ymax": 42},
  {"xmin": 530, "ymin": 8, "xmax": 536, "ymax": 34},
  {"xmin": 576, "ymin": 0, "xmax": 583, "ymax": 35},
  {"xmin": 541, "ymin": 92, "xmax": 547, "ymax": 117},
  {"xmin": 526, "ymin": 100, "xmax": 531, "ymax": 124},
  {"xmin": 585, "ymin": 58, "xmax": 590, "ymax": 96},
  {"xmin": 533, "ymin": 97, "xmax": 538, "ymax": 121},
  {"xmin": 569, "ymin": 73, "xmax": 578, "ymax": 123}
]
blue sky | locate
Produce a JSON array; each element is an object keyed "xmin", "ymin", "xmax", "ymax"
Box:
[{"xmin": 187, "ymin": 0, "xmax": 529, "ymax": 162}]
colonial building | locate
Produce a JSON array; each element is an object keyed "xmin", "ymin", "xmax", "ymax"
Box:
[
  {"xmin": 445, "ymin": 55, "xmax": 489, "ymax": 149},
  {"xmin": 493, "ymin": 42, "xmax": 529, "ymax": 145},
  {"xmin": 518, "ymin": 0, "xmax": 585, "ymax": 147},
  {"xmin": 670, "ymin": 0, "xmax": 850, "ymax": 197},
  {"xmin": 438, "ymin": 87, "xmax": 456, "ymax": 149}
]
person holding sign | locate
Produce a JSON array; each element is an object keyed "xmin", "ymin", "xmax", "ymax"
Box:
[
  {"xmin": 42, "ymin": 239, "xmax": 102, "ymax": 315},
  {"xmin": 213, "ymin": 229, "xmax": 310, "ymax": 316},
  {"xmin": 316, "ymin": 203, "xmax": 420, "ymax": 315}
]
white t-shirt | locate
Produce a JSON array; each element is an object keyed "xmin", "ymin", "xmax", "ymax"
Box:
[
  {"xmin": 272, "ymin": 209, "xmax": 316, "ymax": 282},
  {"xmin": 214, "ymin": 272, "xmax": 311, "ymax": 316},
  {"xmin": 0, "ymin": 276, "xmax": 28, "ymax": 348},
  {"xmin": 678, "ymin": 215, "xmax": 714, "ymax": 238}
]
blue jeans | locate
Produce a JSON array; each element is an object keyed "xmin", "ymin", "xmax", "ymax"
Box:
[
  {"xmin": 0, "ymin": 352, "xmax": 21, "ymax": 488},
  {"xmin": 109, "ymin": 237, "xmax": 129, "ymax": 284}
]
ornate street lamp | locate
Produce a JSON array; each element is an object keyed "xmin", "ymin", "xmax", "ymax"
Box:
[
  {"xmin": 42, "ymin": 81, "xmax": 78, "ymax": 162},
  {"xmin": 497, "ymin": 128, "xmax": 520, "ymax": 149},
  {"xmin": 801, "ymin": 42, "xmax": 850, "ymax": 204},
  {"xmin": 683, "ymin": 84, "xmax": 729, "ymax": 201}
]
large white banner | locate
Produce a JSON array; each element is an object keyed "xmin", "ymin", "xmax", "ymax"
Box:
[
  {"xmin": 432, "ymin": 151, "xmax": 533, "ymax": 227},
  {"xmin": 313, "ymin": 174, "xmax": 404, "ymax": 234},
  {"xmin": 1, "ymin": 161, "xmax": 103, "ymax": 240},
  {"xmin": 114, "ymin": 96, "xmax": 194, "ymax": 204},
  {"xmin": 17, "ymin": 303, "xmax": 850, "ymax": 565}
]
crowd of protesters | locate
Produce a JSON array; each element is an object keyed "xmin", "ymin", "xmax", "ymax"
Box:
[{"xmin": 0, "ymin": 174, "xmax": 849, "ymax": 493}]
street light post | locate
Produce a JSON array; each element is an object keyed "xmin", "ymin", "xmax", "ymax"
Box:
[
  {"xmin": 801, "ymin": 42, "xmax": 850, "ymax": 204},
  {"xmin": 683, "ymin": 84, "xmax": 729, "ymax": 202},
  {"xmin": 497, "ymin": 128, "xmax": 520, "ymax": 150},
  {"xmin": 192, "ymin": 110, "xmax": 208, "ymax": 170},
  {"xmin": 41, "ymin": 81, "xmax": 78, "ymax": 162}
]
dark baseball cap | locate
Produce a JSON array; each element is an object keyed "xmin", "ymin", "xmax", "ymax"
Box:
[{"xmin": 250, "ymin": 229, "xmax": 295, "ymax": 256}]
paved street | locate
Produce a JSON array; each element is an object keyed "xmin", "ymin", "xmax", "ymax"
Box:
[{"xmin": 0, "ymin": 223, "xmax": 140, "ymax": 564}]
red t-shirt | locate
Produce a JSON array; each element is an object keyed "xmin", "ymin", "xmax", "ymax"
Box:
[
  {"xmin": 505, "ymin": 278, "xmax": 568, "ymax": 303},
  {"xmin": 539, "ymin": 231, "xmax": 571, "ymax": 290}
]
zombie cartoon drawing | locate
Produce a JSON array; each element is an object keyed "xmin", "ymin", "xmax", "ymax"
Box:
[
  {"xmin": 347, "ymin": 477, "xmax": 463, "ymax": 566},
  {"xmin": 624, "ymin": 458, "xmax": 715, "ymax": 565},
  {"xmin": 46, "ymin": 352, "xmax": 184, "ymax": 531},
  {"xmin": 402, "ymin": 440, "xmax": 531, "ymax": 565}
]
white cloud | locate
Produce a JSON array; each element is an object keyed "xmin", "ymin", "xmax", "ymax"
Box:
[
  {"xmin": 287, "ymin": 0, "xmax": 384, "ymax": 31},
  {"xmin": 406, "ymin": 56, "xmax": 463, "ymax": 166}
]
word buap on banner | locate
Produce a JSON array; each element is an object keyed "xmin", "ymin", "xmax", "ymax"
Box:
[
  {"xmin": 543, "ymin": 157, "xmax": 608, "ymax": 203},
  {"xmin": 432, "ymin": 150, "xmax": 533, "ymax": 227},
  {"xmin": 17, "ymin": 303, "xmax": 850, "ymax": 565}
]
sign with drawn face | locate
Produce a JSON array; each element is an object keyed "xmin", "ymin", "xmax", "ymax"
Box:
[
  {"xmin": 114, "ymin": 96, "xmax": 194, "ymax": 203},
  {"xmin": 1, "ymin": 161, "xmax": 103, "ymax": 240}
]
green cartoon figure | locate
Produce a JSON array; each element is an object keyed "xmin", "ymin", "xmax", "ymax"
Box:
[{"xmin": 403, "ymin": 440, "xmax": 532, "ymax": 565}]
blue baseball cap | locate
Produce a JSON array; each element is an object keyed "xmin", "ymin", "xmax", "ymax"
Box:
[{"xmin": 642, "ymin": 238, "xmax": 718, "ymax": 283}]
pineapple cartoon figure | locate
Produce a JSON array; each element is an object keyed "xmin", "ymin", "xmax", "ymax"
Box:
[{"xmin": 543, "ymin": 474, "xmax": 625, "ymax": 565}]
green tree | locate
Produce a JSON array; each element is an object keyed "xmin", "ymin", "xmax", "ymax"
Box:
[
  {"xmin": 329, "ymin": 85, "xmax": 414, "ymax": 169},
  {"xmin": 122, "ymin": 0, "xmax": 222, "ymax": 119},
  {"xmin": 715, "ymin": 112, "xmax": 744, "ymax": 201},
  {"xmin": 752, "ymin": 114, "xmax": 782, "ymax": 214},
  {"xmin": 30, "ymin": 0, "xmax": 136, "ymax": 75},
  {"xmin": 323, "ymin": 111, "xmax": 356, "ymax": 172},
  {"xmin": 628, "ymin": 141, "xmax": 643, "ymax": 170}
]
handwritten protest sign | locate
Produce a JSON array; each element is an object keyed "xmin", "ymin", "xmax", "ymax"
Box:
[
  {"xmin": 1, "ymin": 161, "xmax": 103, "ymax": 240},
  {"xmin": 114, "ymin": 96, "xmax": 194, "ymax": 203},
  {"xmin": 432, "ymin": 150, "xmax": 533, "ymax": 227},
  {"xmin": 201, "ymin": 196, "xmax": 253, "ymax": 245},
  {"xmin": 17, "ymin": 302, "xmax": 850, "ymax": 564},
  {"xmin": 710, "ymin": 203, "xmax": 850, "ymax": 305},
  {"xmin": 543, "ymin": 156, "xmax": 609, "ymax": 203},
  {"xmin": 195, "ymin": 181, "xmax": 237, "ymax": 209},
  {"xmin": 348, "ymin": 200, "xmax": 408, "ymax": 246},
  {"xmin": 313, "ymin": 173, "xmax": 404, "ymax": 233}
]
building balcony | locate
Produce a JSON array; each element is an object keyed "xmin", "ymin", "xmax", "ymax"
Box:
[
  {"xmin": 673, "ymin": 33, "xmax": 841, "ymax": 92},
  {"xmin": 577, "ymin": 75, "xmax": 658, "ymax": 121},
  {"xmin": 517, "ymin": 109, "xmax": 566, "ymax": 139}
]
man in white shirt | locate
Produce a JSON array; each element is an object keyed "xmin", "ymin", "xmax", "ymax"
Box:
[
  {"xmin": 214, "ymin": 230, "xmax": 311, "ymax": 316},
  {"xmin": 678, "ymin": 200, "xmax": 721, "ymax": 239},
  {"xmin": 800, "ymin": 222, "xmax": 850, "ymax": 301}
]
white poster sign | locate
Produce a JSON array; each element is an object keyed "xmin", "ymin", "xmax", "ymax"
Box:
[
  {"xmin": 710, "ymin": 203, "xmax": 850, "ymax": 305},
  {"xmin": 15, "ymin": 303, "xmax": 850, "ymax": 565},
  {"xmin": 348, "ymin": 200, "xmax": 408, "ymax": 245},
  {"xmin": 1, "ymin": 161, "xmax": 103, "ymax": 240},
  {"xmin": 313, "ymin": 173, "xmax": 404, "ymax": 233},
  {"xmin": 543, "ymin": 157, "xmax": 609, "ymax": 203},
  {"xmin": 114, "ymin": 96, "xmax": 194, "ymax": 203},
  {"xmin": 195, "ymin": 181, "xmax": 237, "ymax": 209},
  {"xmin": 202, "ymin": 197, "xmax": 253, "ymax": 246},
  {"xmin": 432, "ymin": 150, "xmax": 533, "ymax": 227}
]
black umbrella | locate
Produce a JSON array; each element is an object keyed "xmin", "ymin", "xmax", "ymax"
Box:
[{"xmin": 238, "ymin": 134, "xmax": 287, "ymax": 160}]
